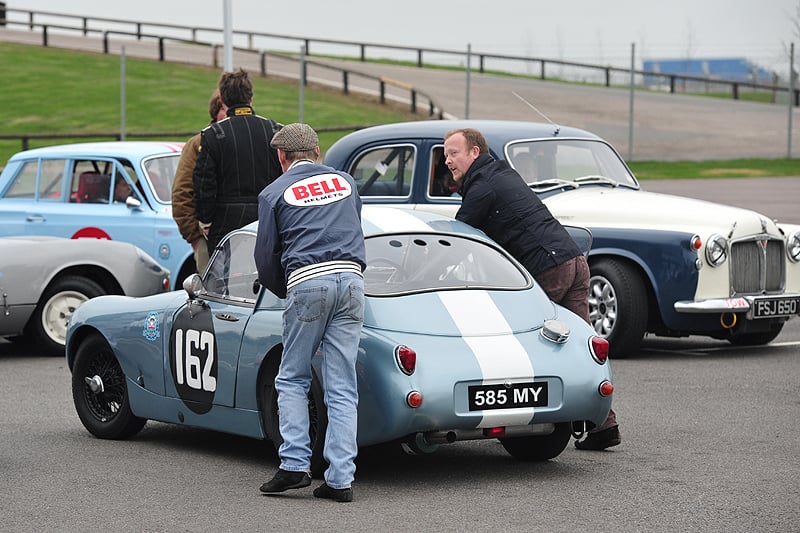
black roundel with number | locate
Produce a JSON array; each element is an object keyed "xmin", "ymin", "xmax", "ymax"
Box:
[{"xmin": 169, "ymin": 305, "xmax": 218, "ymax": 414}]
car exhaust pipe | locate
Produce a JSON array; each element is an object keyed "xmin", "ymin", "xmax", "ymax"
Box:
[{"xmin": 421, "ymin": 424, "xmax": 555, "ymax": 445}]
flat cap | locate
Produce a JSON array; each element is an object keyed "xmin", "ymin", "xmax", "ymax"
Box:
[{"xmin": 271, "ymin": 122, "xmax": 319, "ymax": 152}]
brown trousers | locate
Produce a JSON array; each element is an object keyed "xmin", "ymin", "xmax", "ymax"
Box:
[{"xmin": 534, "ymin": 254, "xmax": 617, "ymax": 430}]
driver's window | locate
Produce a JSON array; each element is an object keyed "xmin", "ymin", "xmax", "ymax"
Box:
[
  {"xmin": 203, "ymin": 233, "xmax": 259, "ymax": 303},
  {"xmin": 348, "ymin": 145, "xmax": 415, "ymax": 197}
]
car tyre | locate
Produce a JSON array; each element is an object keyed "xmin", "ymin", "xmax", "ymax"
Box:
[
  {"xmin": 588, "ymin": 258, "xmax": 648, "ymax": 358},
  {"xmin": 72, "ymin": 333, "xmax": 146, "ymax": 439},
  {"xmin": 28, "ymin": 275, "xmax": 106, "ymax": 355},
  {"xmin": 499, "ymin": 422, "xmax": 571, "ymax": 461},
  {"xmin": 262, "ymin": 365, "xmax": 328, "ymax": 478}
]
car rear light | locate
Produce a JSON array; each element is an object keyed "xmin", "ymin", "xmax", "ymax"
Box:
[
  {"xmin": 406, "ymin": 391, "xmax": 423, "ymax": 408},
  {"xmin": 598, "ymin": 380, "xmax": 614, "ymax": 397},
  {"xmin": 589, "ymin": 336, "xmax": 609, "ymax": 364},
  {"xmin": 395, "ymin": 345, "xmax": 416, "ymax": 375},
  {"xmin": 691, "ymin": 235, "xmax": 702, "ymax": 250},
  {"xmin": 162, "ymin": 277, "xmax": 170, "ymax": 291},
  {"xmin": 483, "ymin": 427, "xmax": 506, "ymax": 438}
]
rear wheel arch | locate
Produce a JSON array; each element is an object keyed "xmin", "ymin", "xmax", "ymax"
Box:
[
  {"xmin": 26, "ymin": 273, "xmax": 111, "ymax": 355},
  {"xmin": 257, "ymin": 346, "xmax": 329, "ymax": 478}
]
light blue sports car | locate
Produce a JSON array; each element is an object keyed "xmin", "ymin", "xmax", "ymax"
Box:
[
  {"xmin": 0, "ymin": 141, "xmax": 194, "ymax": 289},
  {"xmin": 66, "ymin": 206, "xmax": 612, "ymax": 474}
]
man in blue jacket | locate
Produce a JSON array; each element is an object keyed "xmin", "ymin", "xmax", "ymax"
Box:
[
  {"xmin": 444, "ymin": 127, "xmax": 621, "ymax": 451},
  {"xmin": 255, "ymin": 123, "xmax": 366, "ymax": 502}
]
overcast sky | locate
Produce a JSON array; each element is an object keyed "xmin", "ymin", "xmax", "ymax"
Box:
[{"xmin": 12, "ymin": 0, "xmax": 800, "ymax": 70}]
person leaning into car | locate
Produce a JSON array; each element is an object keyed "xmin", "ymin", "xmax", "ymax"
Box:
[
  {"xmin": 254, "ymin": 123, "xmax": 365, "ymax": 503},
  {"xmin": 443, "ymin": 127, "xmax": 621, "ymax": 451},
  {"xmin": 192, "ymin": 68, "xmax": 283, "ymax": 254},
  {"xmin": 171, "ymin": 88, "xmax": 227, "ymax": 274}
]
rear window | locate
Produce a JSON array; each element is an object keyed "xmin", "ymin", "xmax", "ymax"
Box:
[{"xmin": 364, "ymin": 233, "xmax": 529, "ymax": 296}]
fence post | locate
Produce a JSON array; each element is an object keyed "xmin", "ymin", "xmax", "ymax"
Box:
[
  {"xmin": 82, "ymin": 17, "xmax": 87, "ymax": 36},
  {"xmin": 732, "ymin": 83, "xmax": 739, "ymax": 100},
  {"xmin": 260, "ymin": 51, "xmax": 266, "ymax": 77},
  {"xmin": 379, "ymin": 80, "xmax": 386, "ymax": 104},
  {"xmin": 343, "ymin": 71, "xmax": 349, "ymax": 95},
  {"xmin": 360, "ymin": 44, "xmax": 366, "ymax": 62},
  {"xmin": 136, "ymin": 23, "xmax": 142, "ymax": 40},
  {"xmin": 605, "ymin": 67, "xmax": 611, "ymax": 87},
  {"xmin": 417, "ymin": 49, "xmax": 423, "ymax": 68},
  {"xmin": 103, "ymin": 31, "xmax": 108, "ymax": 54},
  {"xmin": 410, "ymin": 90, "xmax": 417, "ymax": 113},
  {"xmin": 158, "ymin": 37, "xmax": 164, "ymax": 61},
  {"xmin": 42, "ymin": 25, "xmax": 48, "ymax": 47}
]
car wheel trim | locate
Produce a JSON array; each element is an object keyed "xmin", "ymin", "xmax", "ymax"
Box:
[
  {"xmin": 589, "ymin": 275, "xmax": 617, "ymax": 338},
  {"xmin": 41, "ymin": 290, "xmax": 89, "ymax": 344},
  {"xmin": 81, "ymin": 350, "xmax": 126, "ymax": 423}
]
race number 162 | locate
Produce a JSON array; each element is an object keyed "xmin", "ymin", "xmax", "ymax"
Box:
[{"xmin": 174, "ymin": 328, "xmax": 217, "ymax": 392}]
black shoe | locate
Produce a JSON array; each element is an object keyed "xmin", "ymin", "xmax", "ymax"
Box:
[
  {"xmin": 313, "ymin": 482, "xmax": 353, "ymax": 503},
  {"xmin": 259, "ymin": 469, "xmax": 311, "ymax": 493},
  {"xmin": 575, "ymin": 425, "xmax": 621, "ymax": 451}
]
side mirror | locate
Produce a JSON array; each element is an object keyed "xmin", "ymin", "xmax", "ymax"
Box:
[
  {"xmin": 183, "ymin": 273, "xmax": 205, "ymax": 299},
  {"xmin": 564, "ymin": 225, "xmax": 593, "ymax": 257}
]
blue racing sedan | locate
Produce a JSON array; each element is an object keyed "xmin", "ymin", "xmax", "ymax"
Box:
[
  {"xmin": 66, "ymin": 207, "xmax": 612, "ymax": 474},
  {"xmin": 0, "ymin": 141, "xmax": 194, "ymax": 289}
]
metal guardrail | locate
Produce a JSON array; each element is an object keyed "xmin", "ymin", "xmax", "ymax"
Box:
[
  {"xmin": 2, "ymin": 6, "xmax": 796, "ymax": 104},
  {"xmin": 0, "ymin": 8, "xmax": 447, "ymax": 119},
  {"xmin": 0, "ymin": 125, "xmax": 377, "ymax": 153}
]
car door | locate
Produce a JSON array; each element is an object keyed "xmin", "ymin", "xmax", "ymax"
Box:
[
  {"xmin": 31, "ymin": 157, "xmax": 153, "ymax": 240},
  {"xmin": 163, "ymin": 231, "xmax": 258, "ymax": 409}
]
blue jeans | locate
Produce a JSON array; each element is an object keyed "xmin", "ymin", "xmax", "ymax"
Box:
[{"xmin": 275, "ymin": 272, "xmax": 364, "ymax": 489}]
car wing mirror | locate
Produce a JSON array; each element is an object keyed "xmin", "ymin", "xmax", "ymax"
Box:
[
  {"xmin": 564, "ymin": 225, "xmax": 593, "ymax": 257},
  {"xmin": 125, "ymin": 196, "xmax": 142, "ymax": 209},
  {"xmin": 183, "ymin": 273, "xmax": 206, "ymax": 299}
]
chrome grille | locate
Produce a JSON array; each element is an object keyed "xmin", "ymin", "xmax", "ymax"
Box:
[{"xmin": 730, "ymin": 239, "xmax": 784, "ymax": 294}]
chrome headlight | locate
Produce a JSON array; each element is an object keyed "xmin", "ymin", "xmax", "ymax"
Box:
[
  {"xmin": 705, "ymin": 233, "xmax": 728, "ymax": 267},
  {"xmin": 788, "ymin": 230, "xmax": 800, "ymax": 263}
]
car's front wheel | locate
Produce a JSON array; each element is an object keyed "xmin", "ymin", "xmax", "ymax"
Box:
[
  {"xmin": 499, "ymin": 423, "xmax": 571, "ymax": 461},
  {"xmin": 588, "ymin": 258, "xmax": 648, "ymax": 358},
  {"xmin": 261, "ymin": 366, "xmax": 328, "ymax": 478},
  {"xmin": 28, "ymin": 275, "xmax": 106, "ymax": 355},
  {"xmin": 71, "ymin": 333, "xmax": 146, "ymax": 439}
]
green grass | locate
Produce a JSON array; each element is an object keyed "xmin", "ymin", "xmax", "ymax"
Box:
[
  {"xmin": 2, "ymin": 41, "xmax": 799, "ymax": 179},
  {"xmin": 627, "ymin": 158, "xmax": 800, "ymax": 180},
  {"xmin": 0, "ymin": 42, "xmax": 421, "ymax": 165}
]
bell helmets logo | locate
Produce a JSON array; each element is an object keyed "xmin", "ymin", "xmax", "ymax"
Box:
[{"xmin": 284, "ymin": 173, "xmax": 352, "ymax": 207}]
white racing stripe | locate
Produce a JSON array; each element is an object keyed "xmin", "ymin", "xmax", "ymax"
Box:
[
  {"xmin": 437, "ymin": 290, "xmax": 536, "ymax": 427},
  {"xmin": 362, "ymin": 206, "xmax": 433, "ymax": 233}
]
